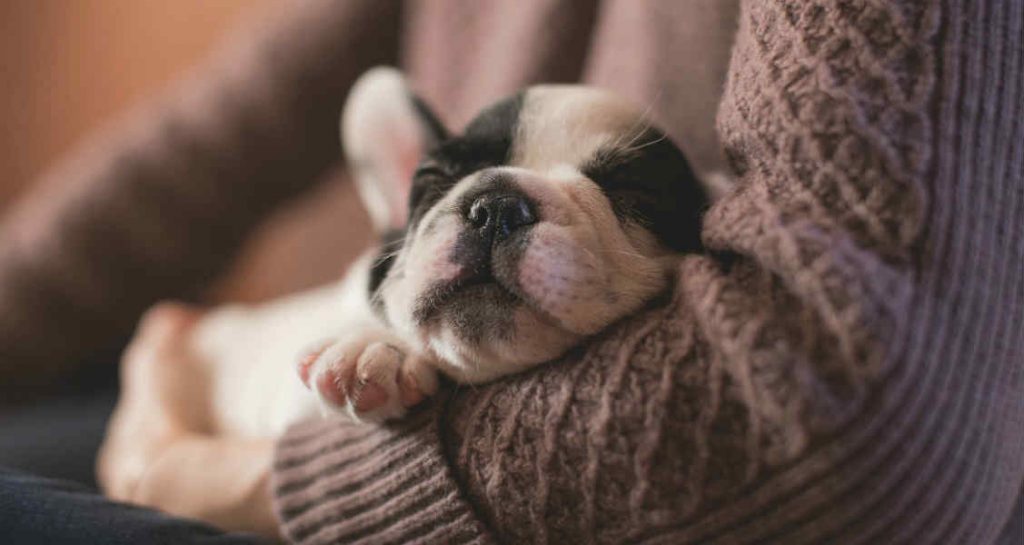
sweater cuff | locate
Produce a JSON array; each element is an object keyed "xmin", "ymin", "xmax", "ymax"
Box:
[{"xmin": 271, "ymin": 403, "xmax": 492, "ymax": 545}]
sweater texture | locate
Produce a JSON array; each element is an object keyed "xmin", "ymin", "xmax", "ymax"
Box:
[{"xmin": 274, "ymin": 1, "xmax": 1024, "ymax": 543}]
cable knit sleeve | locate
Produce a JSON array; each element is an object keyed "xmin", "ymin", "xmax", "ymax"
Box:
[
  {"xmin": 273, "ymin": 0, "xmax": 1024, "ymax": 543},
  {"xmin": 0, "ymin": 0, "xmax": 400, "ymax": 395}
]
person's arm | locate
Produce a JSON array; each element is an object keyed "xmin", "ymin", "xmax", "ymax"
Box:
[
  {"xmin": 272, "ymin": 1, "xmax": 1024, "ymax": 543},
  {"xmin": 0, "ymin": 0, "xmax": 401, "ymax": 398}
]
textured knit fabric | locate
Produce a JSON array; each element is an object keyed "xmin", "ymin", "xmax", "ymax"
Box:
[
  {"xmin": 273, "ymin": 1, "xmax": 1024, "ymax": 543},
  {"xmin": 0, "ymin": 0, "xmax": 1021, "ymax": 544}
]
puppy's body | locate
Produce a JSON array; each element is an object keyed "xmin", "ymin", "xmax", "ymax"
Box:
[
  {"xmin": 187, "ymin": 69, "xmax": 707, "ymax": 437},
  {"xmin": 189, "ymin": 263, "xmax": 373, "ymax": 436}
]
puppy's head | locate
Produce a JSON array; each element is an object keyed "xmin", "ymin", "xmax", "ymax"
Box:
[{"xmin": 343, "ymin": 68, "xmax": 706, "ymax": 383}]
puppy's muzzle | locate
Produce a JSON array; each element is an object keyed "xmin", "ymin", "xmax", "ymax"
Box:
[
  {"xmin": 448, "ymin": 183, "xmax": 537, "ymax": 284},
  {"xmin": 414, "ymin": 186, "xmax": 536, "ymax": 329}
]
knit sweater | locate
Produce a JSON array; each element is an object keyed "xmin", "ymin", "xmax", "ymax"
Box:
[
  {"xmin": 0, "ymin": 0, "xmax": 1020, "ymax": 543},
  {"xmin": 274, "ymin": 1, "xmax": 1024, "ymax": 543}
]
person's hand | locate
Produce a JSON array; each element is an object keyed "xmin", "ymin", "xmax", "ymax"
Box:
[{"xmin": 97, "ymin": 302, "xmax": 280, "ymax": 539}]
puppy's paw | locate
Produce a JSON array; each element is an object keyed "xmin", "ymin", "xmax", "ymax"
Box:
[{"xmin": 296, "ymin": 332, "xmax": 438, "ymax": 423}]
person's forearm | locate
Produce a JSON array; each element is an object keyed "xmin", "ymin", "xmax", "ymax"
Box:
[{"xmin": 134, "ymin": 435, "xmax": 279, "ymax": 540}]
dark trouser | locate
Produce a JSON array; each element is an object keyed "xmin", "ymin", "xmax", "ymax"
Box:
[
  {"xmin": 0, "ymin": 350, "xmax": 122, "ymax": 488},
  {"xmin": 0, "ymin": 385, "xmax": 117, "ymax": 488},
  {"xmin": 0, "ymin": 360, "xmax": 271, "ymax": 545},
  {"xmin": 0, "ymin": 468, "xmax": 273, "ymax": 545}
]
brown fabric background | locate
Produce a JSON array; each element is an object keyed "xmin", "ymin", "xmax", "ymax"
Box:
[{"xmin": 0, "ymin": 0, "xmax": 371, "ymax": 306}]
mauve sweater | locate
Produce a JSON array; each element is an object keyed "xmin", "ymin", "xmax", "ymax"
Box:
[{"xmin": 0, "ymin": 0, "xmax": 1021, "ymax": 544}]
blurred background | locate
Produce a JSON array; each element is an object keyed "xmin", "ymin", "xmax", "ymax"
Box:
[
  {"xmin": 0, "ymin": 1, "xmax": 268, "ymax": 210},
  {"xmin": 0, "ymin": 0, "xmax": 370, "ymax": 303}
]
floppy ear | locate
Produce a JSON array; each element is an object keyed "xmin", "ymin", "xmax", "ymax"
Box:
[{"xmin": 341, "ymin": 67, "xmax": 448, "ymax": 233}]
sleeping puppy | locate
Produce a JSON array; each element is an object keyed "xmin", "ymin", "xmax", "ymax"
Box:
[{"xmin": 186, "ymin": 67, "xmax": 707, "ymax": 436}]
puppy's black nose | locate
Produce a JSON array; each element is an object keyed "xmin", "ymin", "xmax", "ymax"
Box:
[{"xmin": 466, "ymin": 192, "xmax": 537, "ymax": 241}]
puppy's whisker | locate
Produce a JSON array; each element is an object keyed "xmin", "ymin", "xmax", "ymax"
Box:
[
  {"xmin": 376, "ymin": 247, "xmax": 405, "ymax": 262},
  {"xmin": 611, "ymin": 100, "xmax": 656, "ymax": 150},
  {"xmin": 622, "ymin": 132, "xmax": 666, "ymax": 154},
  {"xmin": 618, "ymin": 125, "xmax": 664, "ymax": 157}
]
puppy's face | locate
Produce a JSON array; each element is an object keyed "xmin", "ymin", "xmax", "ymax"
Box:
[{"xmin": 343, "ymin": 69, "xmax": 706, "ymax": 383}]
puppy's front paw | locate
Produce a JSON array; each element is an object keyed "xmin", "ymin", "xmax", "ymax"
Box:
[{"xmin": 296, "ymin": 332, "xmax": 438, "ymax": 423}]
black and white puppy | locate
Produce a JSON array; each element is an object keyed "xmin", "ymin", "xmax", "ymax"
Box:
[{"xmin": 187, "ymin": 68, "xmax": 706, "ymax": 436}]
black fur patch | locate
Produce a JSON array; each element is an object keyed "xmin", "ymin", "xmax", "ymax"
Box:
[
  {"xmin": 368, "ymin": 229, "xmax": 405, "ymax": 310},
  {"xmin": 582, "ymin": 128, "xmax": 708, "ymax": 252},
  {"xmin": 405, "ymin": 93, "xmax": 525, "ymax": 230}
]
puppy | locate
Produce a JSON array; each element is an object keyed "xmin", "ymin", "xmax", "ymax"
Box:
[{"xmin": 186, "ymin": 68, "xmax": 707, "ymax": 436}]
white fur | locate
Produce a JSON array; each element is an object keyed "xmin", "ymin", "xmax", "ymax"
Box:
[{"xmin": 188, "ymin": 255, "xmax": 378, "ymax": 436}]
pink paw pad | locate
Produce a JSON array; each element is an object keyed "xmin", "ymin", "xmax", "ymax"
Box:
[
  {"xmin": 296, "ymin": 351, "xmax": 319, "ymax": 387},
  {"xmin": 297, "ymin": 335, "xmax": 439, "ymax": 422},
  {"xmin": 351, "ymin": 381, "xmax": 388, "ymax": 412},
  {"xmin": 314, "ymin": 368, "xmax": 349, "ymax": 408}
]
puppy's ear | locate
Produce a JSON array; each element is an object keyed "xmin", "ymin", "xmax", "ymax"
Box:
[{"xmin": 342, "ymin": 67, "xmax": 448, "ymax": 233}]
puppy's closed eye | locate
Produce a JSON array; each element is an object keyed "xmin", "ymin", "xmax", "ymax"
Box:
[
  {"xmin": 409, "ymin": 165, "xmax": 456, "ymax": 226},
  {"xmin": 583, "ymin": 131, "xmax": 705, "ymax": 253}
]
